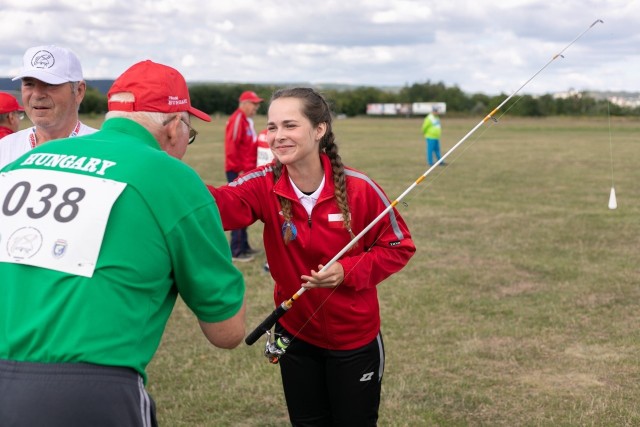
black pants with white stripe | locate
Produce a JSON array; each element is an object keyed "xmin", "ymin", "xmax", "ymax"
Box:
[
  {"xmin": 276, "ymin": 324, "xmax": 384, "ymax": 427},
  {"xmin": 0, "ymin": 359, "xmax": 157, "ymax": 427}
]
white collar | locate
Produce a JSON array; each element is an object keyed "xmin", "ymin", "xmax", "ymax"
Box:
[{"xmin": 289, "ymin": 175, "xmax": 325, "ymax": 216}]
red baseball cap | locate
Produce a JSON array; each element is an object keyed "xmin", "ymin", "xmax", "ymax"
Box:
[
  {"xmin": 107, "ymin": 60, "xmax": 211, "ymax": 122},
  {"xmin": 239, "ymin": 90, "xmax": 263, "ymax": 103},
  {"xmin": 0, "ymin": 92, "xmax": 24, "ymax": 114}
]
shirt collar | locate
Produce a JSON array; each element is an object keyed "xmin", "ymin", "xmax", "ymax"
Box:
[
  {"xmin": 289, "ymin": 174, "xmax": 325, "ymax": 216},
  {"xmin": 101, "ymin": 117, "xmax": 162, "ymax": 150}
]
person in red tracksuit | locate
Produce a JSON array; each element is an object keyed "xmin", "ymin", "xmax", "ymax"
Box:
[
  {"xmin": 209, "ymin": 87, "xmax": 415, "ymax": 426},
  {"xmin": 0, "ymin": 92, "xmax": 24, "ymax": 139},
  {"xmin": 224, "ymin": 90, "xmax": 262, "ymax": 262}
]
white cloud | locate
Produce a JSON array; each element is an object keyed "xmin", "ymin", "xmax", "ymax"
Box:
[
  {"xmin": 370, "ymin": 1, "xmax": 434, "ymax": 24},
  {"xmin": 0, "ymin": 0, "xmax": 637, "ymax": 94}
]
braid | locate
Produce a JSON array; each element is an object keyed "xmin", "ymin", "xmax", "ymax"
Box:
[
  {"xmin": 322, "ymin": 134, "xmax": 357, "ymax": 245},
  {"xmin": 273, "ymin": 160, "xmax": 295, "ymax": 244},
  {"xmin": 270, "ymin": 87, "xmax": 356, "ymax": 246}
]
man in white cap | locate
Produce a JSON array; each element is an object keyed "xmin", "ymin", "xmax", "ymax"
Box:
[{"xmin": 0, "ymin": 45, "xmax": 97, "ymax": 169}]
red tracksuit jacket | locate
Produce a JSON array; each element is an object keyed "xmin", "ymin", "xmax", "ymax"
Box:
[
  {"xmin": 224, "ymin": 108, "xmax": 256, "ymax": 173},
  {"xmin": 209, "ymin": 154, "xmax": 415, "ymax": 350}
]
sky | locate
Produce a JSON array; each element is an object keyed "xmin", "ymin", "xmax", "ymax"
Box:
[{"xmin": 0, "ymin": 0, "xmax": 637, "ymax": 95}]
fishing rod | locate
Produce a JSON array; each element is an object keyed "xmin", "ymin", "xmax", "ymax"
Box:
[{"xmin": 246, "ymin": 19, "xmax": 604, "ymax": 353}]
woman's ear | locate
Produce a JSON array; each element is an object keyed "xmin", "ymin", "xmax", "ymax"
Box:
[{"xmin": 315, "ymin": 122, "xmax": 327, "ymax": 141}]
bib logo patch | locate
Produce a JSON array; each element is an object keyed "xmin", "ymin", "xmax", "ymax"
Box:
[
  {"xmin": 52, "ymin": 239, "xmax": 68, "ymax": 258},
  {"xmin": 7, "ymin": 227, "xmax": 43, "ymax": 259}
]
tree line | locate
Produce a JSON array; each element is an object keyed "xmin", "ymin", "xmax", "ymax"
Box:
[{"xmin": 80, "ymin": 81, "xmax": 639, "ymax": 117}]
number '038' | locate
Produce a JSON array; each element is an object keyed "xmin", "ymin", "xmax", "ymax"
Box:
[{"xmin": 2, "ymin": 181, "xmax": 86, "ymax": 223}]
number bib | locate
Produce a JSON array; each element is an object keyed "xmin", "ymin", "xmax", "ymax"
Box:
[{"xmin": 0, "ymin": 169, "xmax": 127, "ymax": 277}]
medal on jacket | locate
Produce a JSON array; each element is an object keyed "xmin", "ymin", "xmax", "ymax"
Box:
[{"xmin": 281, "ymin": 220, "xmax": 297, "ymax": 241}]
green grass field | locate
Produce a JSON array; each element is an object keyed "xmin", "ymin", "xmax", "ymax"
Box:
[{"xmin": 81, "ymin": 113, "xmax": 640, "ymax": 426}]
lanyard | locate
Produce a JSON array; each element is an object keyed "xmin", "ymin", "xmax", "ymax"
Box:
[{"xmin": 29, "ymin": 121, "xmax": 82, "ymax": 149}]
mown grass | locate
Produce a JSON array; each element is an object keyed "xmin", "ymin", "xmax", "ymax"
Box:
[{"xmin": 80, "ymin": 113, "xmax": 640, "ymax": 426}]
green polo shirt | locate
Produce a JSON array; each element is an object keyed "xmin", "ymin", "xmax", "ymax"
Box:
[{"xmin": 0, "ymin": 118, "xmax": 244, "ymax": 382}]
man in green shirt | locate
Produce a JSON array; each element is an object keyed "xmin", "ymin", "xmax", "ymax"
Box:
[{"xmin": 0, "ymin": 60, "xmax": 246, "ymax": 426}]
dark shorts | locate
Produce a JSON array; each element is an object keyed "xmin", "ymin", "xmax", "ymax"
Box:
[{"xmin": 0, "ymin": 359, "xmax": 157, "ymax": 427}]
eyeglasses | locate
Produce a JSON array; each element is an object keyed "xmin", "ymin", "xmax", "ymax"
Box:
[
  {"xmin": 163, "ymin": 115, "xmax": 198, "ymax": 144},
  {"xmin": 14, "ymin": 111, "xmax": 25, "ymax": 120}
]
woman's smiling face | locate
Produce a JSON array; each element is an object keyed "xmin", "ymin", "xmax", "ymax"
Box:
[{"xmin": 266, "ymin": 97, "xmax": 326, "ymax": 167}]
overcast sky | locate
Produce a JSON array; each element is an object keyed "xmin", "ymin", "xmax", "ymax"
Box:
[{"xmin": 0, "ymin": 0, "xmax": 637, "ymax": 95}]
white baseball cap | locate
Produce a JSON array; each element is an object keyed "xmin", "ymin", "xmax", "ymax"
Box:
[{"xmin": 12, "ymin": 45, "xmax": 84, "ymax": 84}]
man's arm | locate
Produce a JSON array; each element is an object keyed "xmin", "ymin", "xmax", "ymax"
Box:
[{"xmin": 198, "ymin": 302, "xmax": 246, "ymax": 349}]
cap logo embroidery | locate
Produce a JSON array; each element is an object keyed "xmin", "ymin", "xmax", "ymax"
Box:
[
  {"xmin": 168, "ymin": 96, "xmax": 187, "ymax": 106},
  {"xmin": 31, "ymin": 50, "xmax": 55, "ymax": 69}
]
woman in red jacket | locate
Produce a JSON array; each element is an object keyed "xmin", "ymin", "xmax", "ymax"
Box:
[{"xmin": 209, "ymin": 87, "xmax": 415, "ymax": 426}]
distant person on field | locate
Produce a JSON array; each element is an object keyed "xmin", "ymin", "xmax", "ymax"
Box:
[
  {"xmin": 421, "ymin": 106, "xmax": 444, "ymax": 167},
  {"xmin": 0, "ymin": 92, "xmax": 25, "ymax": 138},
  {"xmin": 0, "ymin": 60, "xmax": 246, "ymax": 426},
  {"xmin": 224, "ymin": 90, "xmax": 263, "ymax": 262},
  {"xmin": 0, "ymin": 45, "xmax": 97, "ymax": 169},
  {"xmin": 209, "ymin": 87, "xmax": 415, "ymax": 425}
]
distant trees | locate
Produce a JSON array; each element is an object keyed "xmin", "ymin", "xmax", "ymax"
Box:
[
  {"xmin": 79, "ymin": 81, "xmax": 639, "ymax": 117},
  {"xmin": 188, "ymin": 84, "xmax": 275, "ymax": 116},
  {"xmin": 398, "ymin": 81, "xmax": 473, "ymax": 113},
  {"xmin": 79, "ymin": 86, "xmax": 108, "ymax": 115},
  {"xmin": 325, "ymin": 86, "xmax": 396, "ymax": 117}
]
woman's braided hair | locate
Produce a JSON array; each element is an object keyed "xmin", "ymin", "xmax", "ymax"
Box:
[{"xmin": 270, "ymin": 87, "xmax": 356, "ymax": 245}]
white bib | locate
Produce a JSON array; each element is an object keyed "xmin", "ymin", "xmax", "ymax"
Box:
[{"xmin": 0, "ymin": 169, "xmax": 126, "ymax": 277}]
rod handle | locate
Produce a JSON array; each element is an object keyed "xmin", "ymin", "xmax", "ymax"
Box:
[{"xmin": 244, "ymin": 303, "xmax": 289, "ymax": 345}]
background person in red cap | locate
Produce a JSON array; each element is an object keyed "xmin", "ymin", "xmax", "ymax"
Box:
[
  {"xmin": 0, "ymin": 92, "xmax": 25, "ymax": 138},
  {"xmin": 0, "ymin": 60, "xmax": 246, "ymax": 426},
  {"xmin": 224, "ymin": 89, "xmax": 263, "ymax": 262},
  {"xmin": 0, "ymin": 45, "xmax": 97, "ymax": 170}
]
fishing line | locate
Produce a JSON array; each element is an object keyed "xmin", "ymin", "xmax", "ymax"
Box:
[
  {"xmin": 283, "ymin": 95, "xmax": 533, "ymax": 344},
  {"xmin": 247, "ymin": 19, "xmax": 605, "ymax": 355},
  {"xmin": 607, "ymin": 101, "xmax": 617, "ymax": 209}
]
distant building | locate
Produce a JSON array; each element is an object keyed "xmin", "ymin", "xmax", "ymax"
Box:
[
  {"xmin": 606, "ymin": 96, "xmax": 640, "ymax": 108},
  {"xmin": 552, "ymin": 89, "xmax": 583, "ymax": 100},
  {"xmin": 553, "ymin": 89, "xmax": 640, "ymax": 108},
  {"xmin": 366, "ymin": 102, "xmax": 446, "ymax": 116}
]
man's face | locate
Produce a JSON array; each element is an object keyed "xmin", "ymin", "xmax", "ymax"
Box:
[
  {"xmin": 21, "ymin": 78, "xmax": 85, "ymax": 131},
  {"xmin": 242, "ymin": 101, "xmax": 261, "ymax": 118}
]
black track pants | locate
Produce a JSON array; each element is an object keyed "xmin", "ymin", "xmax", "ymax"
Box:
[{"xmin": 277, "ymin": 325, "xmax": 385, "ymax": 427}]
